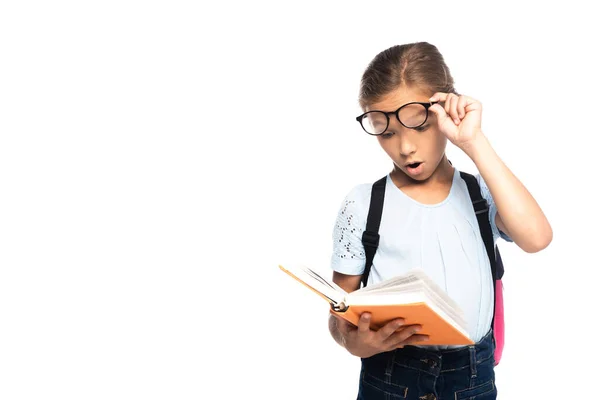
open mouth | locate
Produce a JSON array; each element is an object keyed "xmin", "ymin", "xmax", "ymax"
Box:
[{"xmin": 405, "ymin": 162, "xmax": 424, "ymax": 175}]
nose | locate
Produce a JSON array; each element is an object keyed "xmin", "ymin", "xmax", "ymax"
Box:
[
  {"xmin": 387, "ymin": 119, "xmax": 417, "ymax": 156},
  {"xmin": 399, "ymin": 133, "xmax": 417, "ymax": 156}
]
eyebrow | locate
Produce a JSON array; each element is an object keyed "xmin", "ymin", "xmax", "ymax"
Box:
[
  {"xmin": 368, "ymin": 101, "xmax": 437, "ymax": 113},
  {"xmin": 368, "ymin": 104, "xmax": 409, "ymax": 113}
]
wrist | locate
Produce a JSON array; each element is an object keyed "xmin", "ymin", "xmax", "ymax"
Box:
[
  {"xmin": 329, "ymin": 315, "xmax": 348, "ymax": 348},
  {"xmin": 341, "ymin": 334, "xmax": 350, "ymax": 350},
  {"xmin": 459, "ymin": 131, "xmax": 490, "ymax": 161}
]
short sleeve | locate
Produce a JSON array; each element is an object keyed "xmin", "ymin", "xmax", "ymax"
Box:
[
  {"xmin": 330, "ymin": 185, "xmax": 369, "ymax": 275},
  {"xmin": 476, "ymin": 174, "xmax": 513, "ymax": 243}
]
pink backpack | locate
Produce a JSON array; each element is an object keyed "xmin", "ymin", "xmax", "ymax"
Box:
[{"xmin": 360, "ymin": 171, "xmax": 505, "ymax": 365}]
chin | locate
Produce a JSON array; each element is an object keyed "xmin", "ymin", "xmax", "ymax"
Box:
[{"xmin": 402, "ymin": 168, "xmax": 433, "ymax": 182}]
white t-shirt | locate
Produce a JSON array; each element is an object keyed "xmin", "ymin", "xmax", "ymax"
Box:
[{"xmin": 330, "ymin": 168, "xmax": 512, "ymax": 346}]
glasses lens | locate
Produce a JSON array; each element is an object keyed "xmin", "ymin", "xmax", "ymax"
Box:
[
  {"xmin": 399, "ymin": 103, "xmax": 428, "ymax": 128},
  {"xmin": 361, "ymin": 112, "xmax": 388, "ymax": 135}
]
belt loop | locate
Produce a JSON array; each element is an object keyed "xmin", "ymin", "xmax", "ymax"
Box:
[
  {"xmin": 385, "ymin": 350, "xmax": 396, "ymax": 385},
  {"xmin": 469, "ymin": 345, "xmax": 477, "ymax": 378}
]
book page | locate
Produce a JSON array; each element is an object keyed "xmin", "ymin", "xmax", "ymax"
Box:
[
  {"xmin": 356, "ymin": 273, "xmax": 421, "ymax": 292},
  {"xmin": 279, "ymin": 265, "xmax": 346, "ymax": 307},
  {"xmin": 357, "ymin": 280, "xmax": 464, "ymax": 321},
  {"xmin": 348, "ymin": 269, "xmax": 468, "ymax": 331}
]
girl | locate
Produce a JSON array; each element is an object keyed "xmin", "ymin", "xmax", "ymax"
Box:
[{"xmin": 327, "ymin": 42, "xmax": 552, "ymax": 399}]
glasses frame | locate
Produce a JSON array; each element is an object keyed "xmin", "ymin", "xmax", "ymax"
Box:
[{"xmin": 355, "ymin": 101, "xmax": 439, "ymax": 136}]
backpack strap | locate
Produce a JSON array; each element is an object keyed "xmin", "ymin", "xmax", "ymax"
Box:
[
  {"xmin": 495, "ymin": 246, "xmax": 505, "ymax": 279},
  {"xmin": 460, "ymin": 171, "xmax": 506, "ymax": 336},
  {"xmin": 360, "ymin": 176, "xmax": 386, "ymax": 288},
  {"xmin": 459, "ymin": 172, "xmax": 499, "ymax": 280}
]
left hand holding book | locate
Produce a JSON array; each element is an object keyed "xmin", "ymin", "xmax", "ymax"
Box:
[
  {"xmin": 279, "ymin": 264, "xmax": 473, "ymax": 346},
  {"xmin": 331, "ymin": 311, "xmax": 430, "ymax": 358}
]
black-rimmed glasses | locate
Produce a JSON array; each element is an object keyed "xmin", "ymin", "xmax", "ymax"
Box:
[{"xmin": 355, "ymin": 101, "xmax": 438, "ymax": 135}]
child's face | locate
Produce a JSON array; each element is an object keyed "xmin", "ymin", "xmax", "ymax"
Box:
[{"xmin": 366, "ymin": 85, "xmax": 447, "ymax": 181}]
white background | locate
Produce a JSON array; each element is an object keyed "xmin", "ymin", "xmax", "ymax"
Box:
[{"xmin": 1, "ymin": 1, "xmax": 599, "ymax": 399}]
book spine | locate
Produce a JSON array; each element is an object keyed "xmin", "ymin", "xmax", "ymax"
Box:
[{"xmin": 331, "ymin": 299, "xmax": 348, "ymax": 312}]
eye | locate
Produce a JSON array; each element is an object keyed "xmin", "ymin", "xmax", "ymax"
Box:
[
  {"xmin": 413, "ymin": 125, "xmax": 429, "ymax": 132},
  {"xmin": 381, "ymin": 132, "xmax": 394, "ymax": 138}
]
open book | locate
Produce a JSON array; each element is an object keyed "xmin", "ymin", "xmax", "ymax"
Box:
[{"xmin": 279, "ymin": 265, "xmax": 474, "ymax": 345}]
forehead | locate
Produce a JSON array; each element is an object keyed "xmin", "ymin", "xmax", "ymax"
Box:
[{"xmin": 366, "ymin": 86, "xmax": 432, "ymax": 112}]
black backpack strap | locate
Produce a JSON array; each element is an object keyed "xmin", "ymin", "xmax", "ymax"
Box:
[
  {"xmin": 495, "ymin": 245, "xmax": 505, "ymax": 280},
  {"xmin": 460, "ymin": 171, "xmax": 508, "ymax": 335},
  {"xmin": 459, "ymin": 172, "xmax": 498, "ymax": 279},
  {"xmin": 360, "ymin": 176, "xmax": 387, "ymax": 288}
]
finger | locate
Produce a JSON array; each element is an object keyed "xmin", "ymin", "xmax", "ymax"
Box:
[
  {"xmin": 463, "ymin": 96, "xmax": 483, "ymax": 114},
  {"xmin": 375, "ymin": 318, "xmax": 406, "ymax": 341},
  {"xmin": 457, "ymin": 95, "xmax": 468, "ymax": 119},
  {"xmin": 448, "ymin": 95, "xmax": 460, "ymax": 124},
  {"xmin": 444, "ymin": 94, "xmax": 453, "ymax": 115},
  {"xmin": 357, "ymin": 313, "xmax": 372, "ymax": 335},
  {"xmin": 388, "ymin": 328, "xmax": 430, "ymax": 350},
  {"xmin": 428, "ymin": 103, "xmax": 449, "ymax": 126},
  {"xmin": 429, "ymin": 92, "xmax": 449, "ymax": 103},
  {"xmin": 383, "ymin": 324, "xmax": 422, "ymax": 347}
]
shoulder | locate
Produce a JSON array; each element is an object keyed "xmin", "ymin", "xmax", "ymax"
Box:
[
  {"xmin": 334, "ymin": 178, "xmax": 383, "ymax": 224},
  {"xmin": 456, "ymin": 170, "xmax": 490, "ymax": 197},
  {"xmin": 473, "ymin": 173, "xmax": 493, "ymax": 199},
  {"xmin": 474, "ymin": 173, "xmax": 487, "ymax": 188},
  {"xmin": 339, "ymin": 181, "xmax": 374, "ymax": 208}
]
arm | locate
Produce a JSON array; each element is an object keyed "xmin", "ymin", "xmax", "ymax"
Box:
[
  {"xmin": 429, "ymin": 92, "xmax": 553, "ymax": 253},
  {"xmin": 462, "ymin": 134, "xmax": 553, "ymax": 253}
]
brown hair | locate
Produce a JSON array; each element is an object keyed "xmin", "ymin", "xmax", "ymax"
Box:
[{"xmin": 358, "ymin": 42, "xmax": 457, "ymax": 110}]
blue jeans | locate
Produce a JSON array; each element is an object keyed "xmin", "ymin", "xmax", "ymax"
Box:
[{"xmin": 358, "ymin": 329, "xmax": 497, "ymax": 399}]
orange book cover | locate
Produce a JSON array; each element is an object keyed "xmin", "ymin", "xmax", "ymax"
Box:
[
  {"xmin": 330, "ymin": 303, "xmax": 473, "ymax": 346},
  {"xmin": 279, "ymin": 264, "xmax": 474, "ymax": 346}
]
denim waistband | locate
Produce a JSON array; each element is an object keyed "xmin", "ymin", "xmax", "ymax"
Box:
[{"xmin": 363, "ymin": 328, "xmax": 495, "ymax": 376}]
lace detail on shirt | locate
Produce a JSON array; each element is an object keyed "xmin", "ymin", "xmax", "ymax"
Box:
[{"xmin": 332, "ymin": 198, "xmax": 365, "ymax": 261}]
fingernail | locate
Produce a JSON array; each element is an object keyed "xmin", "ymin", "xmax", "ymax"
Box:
[
  {"xmin": 362, "ymin": 314, "xmax": 370, "ymax": 321},
  {"xmin": 413, "ymin": 327, "xmax": 422, "ymax": 333},
  {"xmin": 454, "ymin": 119, "xmax": 460, "ymax": 125}
]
